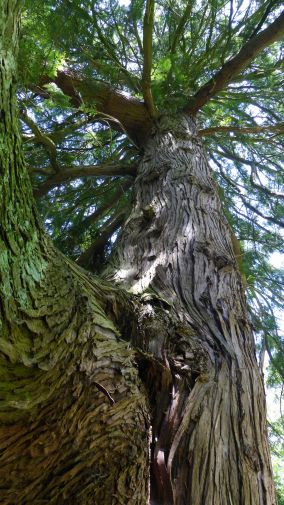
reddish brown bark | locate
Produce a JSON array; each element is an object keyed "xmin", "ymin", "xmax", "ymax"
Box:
[{"xmin": 32, "ymin": 71, "xmax": 152, "ymax": 146}]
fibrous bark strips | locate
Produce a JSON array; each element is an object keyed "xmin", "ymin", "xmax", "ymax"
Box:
[
  {"xmin": 1, "ymin": 3, "xmax": 149, "ymax": 503},
  {"xmin": 0, "ymin": 2, "xmax": 276, "ymax": 504},
  {"xmin": 110, "ymin": 114, "xmax": 275, "ymax": 504}
]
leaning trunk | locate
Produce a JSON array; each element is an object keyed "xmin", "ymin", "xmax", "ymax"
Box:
[
  {"xmin": 110, "ymin": 114, "xmax": 276, "ymax": 505},
  {"xmin": 0, "ymin": 4, "xmax": 149, "ymax": 504}
]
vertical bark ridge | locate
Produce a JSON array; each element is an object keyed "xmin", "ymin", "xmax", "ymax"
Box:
[
  {"xmin": 0, "ymin": 3, "xmax": 150, "ymax": 503},
  {"xmin": 109, "ymin": 114, "xmax": 275, "ymax": 505}
]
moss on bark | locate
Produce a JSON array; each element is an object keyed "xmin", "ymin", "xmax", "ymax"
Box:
[{"xmin": 0, "ymin": 3, "xmax": 150, "ymax": 503}]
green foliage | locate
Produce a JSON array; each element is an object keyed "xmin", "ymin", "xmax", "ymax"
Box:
[{"xmin": 42, "ymin": 84, "xmax": 72, "ymax": 108}]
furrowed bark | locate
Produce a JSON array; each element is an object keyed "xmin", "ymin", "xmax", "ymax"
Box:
[
  {"xmin": 109, "ymin": 114, "xmax": 276, "ymax": 505},
  {"xmin": 0, "ymin": 3, "xmax": 150, "ymax": 503},
  {"xmin": 1, "ymin": 2, "xmax": 277, "ymax": 504}
]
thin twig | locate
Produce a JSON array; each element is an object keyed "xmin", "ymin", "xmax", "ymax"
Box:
[{"xmin": 199, "ymin": 123, "xmax": 284, "ymax": 137}]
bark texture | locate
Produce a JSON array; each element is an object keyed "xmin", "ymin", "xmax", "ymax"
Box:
[
  {"xmin": 0, "ymin": 3, "xmax": 149, "ymax": 504},
  {"xmin": 0, "ymin": 3, "xmax": 276, "ymax": 505},
  {"xmin": 110, "ymin": 114, "xmax": 276, "ymax": 505}
]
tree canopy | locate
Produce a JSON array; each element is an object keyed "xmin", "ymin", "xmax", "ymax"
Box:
[{"xmin": 16, "ymin": 0, "xmax": 284, "ymax": 495}]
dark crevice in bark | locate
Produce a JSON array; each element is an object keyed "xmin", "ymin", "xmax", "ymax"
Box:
[{"xmin": 106, "ymin": 113, "xmax": 276, "ymax": 505}]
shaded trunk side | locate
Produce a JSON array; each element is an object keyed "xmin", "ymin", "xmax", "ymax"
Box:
[
  {"xmin": 109, "ymin": 114, "xmax": 276, "ymax": 505},
  {"xmin": 0, "ymin": 4, "xmax": 150, "ymax": 503}
]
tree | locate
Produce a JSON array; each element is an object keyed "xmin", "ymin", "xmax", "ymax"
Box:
[{"xmin": 1, "ymin": 0, "xmax": 284, "ymax": 503}]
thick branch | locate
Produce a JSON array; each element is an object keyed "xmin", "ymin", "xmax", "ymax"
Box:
[
  {"xmin": 32, "ymin": 163, "xmax": 137, "ymax": 198},
  {"xmin": 33, "ymin": 71, "xmax": 152, "ymax": 146},
  {"xmin": 142, "ymin": 0, "xmax": 157, "ymax": 117},
  {"xmin": 185, "ymin": 10, "xmax": 284, "ymax": 114},
  {"xmin": 21, "ymin": 110, "xmax": 58, "ymax": 171}
]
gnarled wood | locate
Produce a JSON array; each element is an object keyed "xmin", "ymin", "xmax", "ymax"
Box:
[
  {"xmin": 0, "ymin": 3, "xmax": 277, "ymax": 504},
  {"xmin": 110, "ymin": 114, "xmax": 276, "ymax": 505}
]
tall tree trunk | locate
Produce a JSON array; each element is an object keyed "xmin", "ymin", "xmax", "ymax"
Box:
[
  {"xmin": 0, "ymin": 4, "xmax": 149, "ymax": 504},
  {"xmin": 110, "ymin": 114, "xmax": 276, "ymax": 505},
  {"xmin": 0, "ymin": 3, "xmax": 276, "ymax": 505}
]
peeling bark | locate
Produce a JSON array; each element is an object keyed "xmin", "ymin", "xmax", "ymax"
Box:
[
  {"xmin": 110, "ymin": 114, "xmax": 276, "ymax": 505},
  {"xmin": 0, "ymin": 4, "xmax": 149, "ymax": 503}
]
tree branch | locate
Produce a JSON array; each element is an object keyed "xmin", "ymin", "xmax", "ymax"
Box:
[
  {"xmin": 184, "ymin": 10, "xmax": 284, "ymax": 114},
  {"xmin": 213, "ymin": 147, "xmax": 271, "ymax": 172},
  {"xmin": 76, "ymin": 211, "xmax": 126, "ymax": 270},
  {"xmin": 91, "ymin": 10, "xmax": 139, "ymax": 92},
  {"xmin": 248, "ymin": 0, "xmax": 279, "ymax": 40},
  {"xmin": 32, "ymin": 71, "xmax": 152, "ymax": 146},
  {"xmin": 32, "ymin": 163, "xmax": 137, "ymax": 198},
  {"xmin": 170, "ymin": 2, "xmax": 193, "ymax": 54},
  {"xmin": 66, "ymin": 180, "xmax": 133, "ymax": 243},
  {"xmin": 142, "ymin": 0, "xmax": 157, "ymax": 118},
  {"xmin": 214, "ymin": 157, "xmax": 284, "ymax": 228},
  {"xmin": 21, "ymin": 110, "xmax": 58, "ymax": 171},
  {"xmin": 250, "ymin": 163, "xmax": 284, "ymax": 199},
  {"xmin": 45, "ymin": 117, "xmax": 91, "ymax": 142}
]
